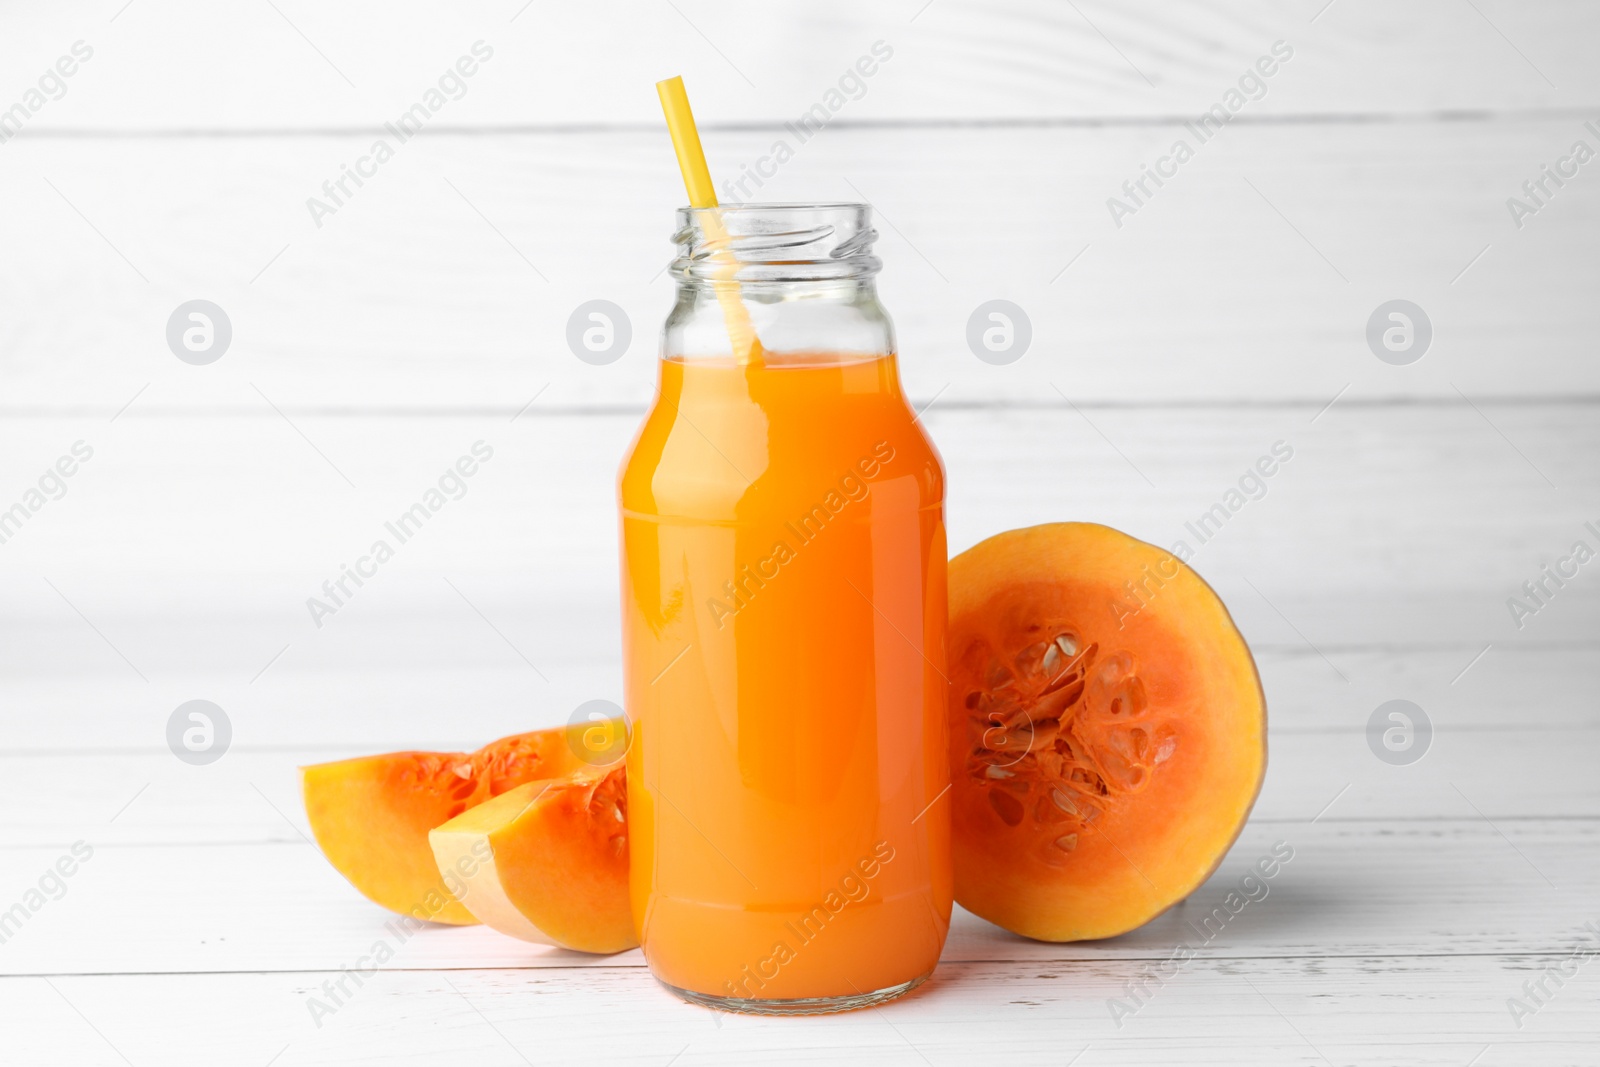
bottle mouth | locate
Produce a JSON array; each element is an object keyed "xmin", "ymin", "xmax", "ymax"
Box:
[{"xmin": 671, "ymin": 202, "xmax": 881, "ymax": 284}]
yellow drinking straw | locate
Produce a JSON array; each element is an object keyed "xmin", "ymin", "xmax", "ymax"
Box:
[
  {"xmin": 657, "ymin": 75, "xmax": 717, "ymax": 208},
  {"xmin": 655, "ymin": 76, "xmax": 763, "ymax": 364}
]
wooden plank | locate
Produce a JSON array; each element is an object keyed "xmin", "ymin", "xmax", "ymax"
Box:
[
  {"xmin": 3, "ymin": 722, "xmax": 1597, "ymax": 850},
  {"xmin": 0, "ymin": 638, "xmax": 1592, "ymax": 757},
  {"xmin": 5, "ymin": 0, "xmax": 1592, "ymax": 131},
  {"xmin": 0, "ymin": 405, "xmax": 1593, "ymax": 606},
  {"xmin": 0, "ymin": 766, "xmax": 1594, "ymax": 975},
  {"xmin": 4, "ymin": 952, "xmax": 1597, "ymax": 1066},
  {"xmin": 2, "ymin": 118, "xmax": 1598, "ymax": 409}
]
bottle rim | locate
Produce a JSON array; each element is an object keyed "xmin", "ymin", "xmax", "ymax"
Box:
[
  {"xmin": 671, "ymin": 202, "xmax": 881, "ymax": 284},
  {"xmin": 676, "ymin": 201, "xmax": 866, "ymax": 214}
]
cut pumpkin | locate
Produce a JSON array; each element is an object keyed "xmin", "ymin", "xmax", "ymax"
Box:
[
  {"xmin": 429, "ymin": 766, "xmax": 636, "ymax": 954},
  {"xmin": 948, "ymin": 523, "xmax": 1266, "ymax": 942},
  {"xmin": 302, "ymin": 726, "xmax": 604, "ymax": 925}
]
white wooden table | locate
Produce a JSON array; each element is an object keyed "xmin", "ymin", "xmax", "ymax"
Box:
[{"xmin": 3, "ymin": 2, "xmax": 1598, "ymax": 1063}]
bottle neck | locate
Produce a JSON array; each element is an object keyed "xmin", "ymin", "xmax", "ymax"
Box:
[
  {"xmin": 663, "ymin": 278, "xmax": 894, "ymax": 364},
  {"xmin": 663, "ymin": 203, "xmax": 893, "ymax": 365}
]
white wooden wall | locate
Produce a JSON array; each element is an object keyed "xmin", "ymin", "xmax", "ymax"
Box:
[{"xmin": 2, "ymin": 2, "xmax": 1598, "ymax": 1064}]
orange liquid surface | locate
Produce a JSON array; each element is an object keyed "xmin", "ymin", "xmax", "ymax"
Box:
[{"xmin": 619, "ymin": 353, "xmax": 952, "ymax": 1000}]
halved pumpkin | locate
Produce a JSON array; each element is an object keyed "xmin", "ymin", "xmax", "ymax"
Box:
[
  {"xmin": 302, "ymin": 727, "xmax": 599, "ymax": 925},
  {"xmin": 949, "ymin": 523, "xmax": 1266, "ymax": 941},
  {"xmin": 429, "ymin": 766, "xmax": 635, "ymax": 953}
]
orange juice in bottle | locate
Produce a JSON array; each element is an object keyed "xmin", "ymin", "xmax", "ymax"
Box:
[{"xmin": 619, "ymin": 203, "xmax": 951, "ymax": 1013}]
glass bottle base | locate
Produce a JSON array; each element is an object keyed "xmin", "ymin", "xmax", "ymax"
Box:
[{"xmin": 658, "ymin": 973, "xmax": 927, "ymax": 1016}]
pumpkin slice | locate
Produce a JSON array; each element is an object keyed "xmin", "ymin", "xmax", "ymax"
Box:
[
  {"xmin": 302, "ymin": 726, "xmax": 601, "ymax": 925},
  {"xmin": 949, "ymin": 523, "xmax": 1266, "ymax": 941},
  {"xmin": 429, "ymin": 766, "xmax": 635, "ymax": 953}
]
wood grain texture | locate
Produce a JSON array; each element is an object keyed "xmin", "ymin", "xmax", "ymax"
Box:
[
  {"xmin": 1, "ymin": 811, "xmax": 1595, "ymax": 971},
  {"xmin": 4, "ymin": 716, "xmax": 1597, "ymax": 851},
  {"xmin": 4, "ymin": 0, "xmax": 1595, "ymax": 130},
  {"xmin": 1, "ymin": 404, "xmax": 1593, "ymax": 596},
  {"xmin": 3, "ymin": 118, "xmax": 1598, "ymax": 409},
  {"xmin": 0, "ymin": 406, "xmax": 1592, "ymax": 752},
  {"xmin": 2, "ymin": 943, "xmax": 1598, "ymax": 1065}
]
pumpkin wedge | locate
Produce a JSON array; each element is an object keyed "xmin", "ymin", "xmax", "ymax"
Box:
[
  {"xmin": 429, "ymin": 766, "xmax": 635, "ymax": 953},
  {"xmin": 302, "ymin": 726, "xmax": 601, "ymax": 925}
]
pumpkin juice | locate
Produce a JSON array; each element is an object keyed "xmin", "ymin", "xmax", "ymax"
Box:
[{"xmin": 619, "ymin": 351, "xmax": 951, "ymax": 1006}]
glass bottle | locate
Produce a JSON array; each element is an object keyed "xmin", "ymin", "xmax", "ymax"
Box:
[{"xmin": 619, "ymin": 203, "xmax": 950, "ymax": 1013}]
